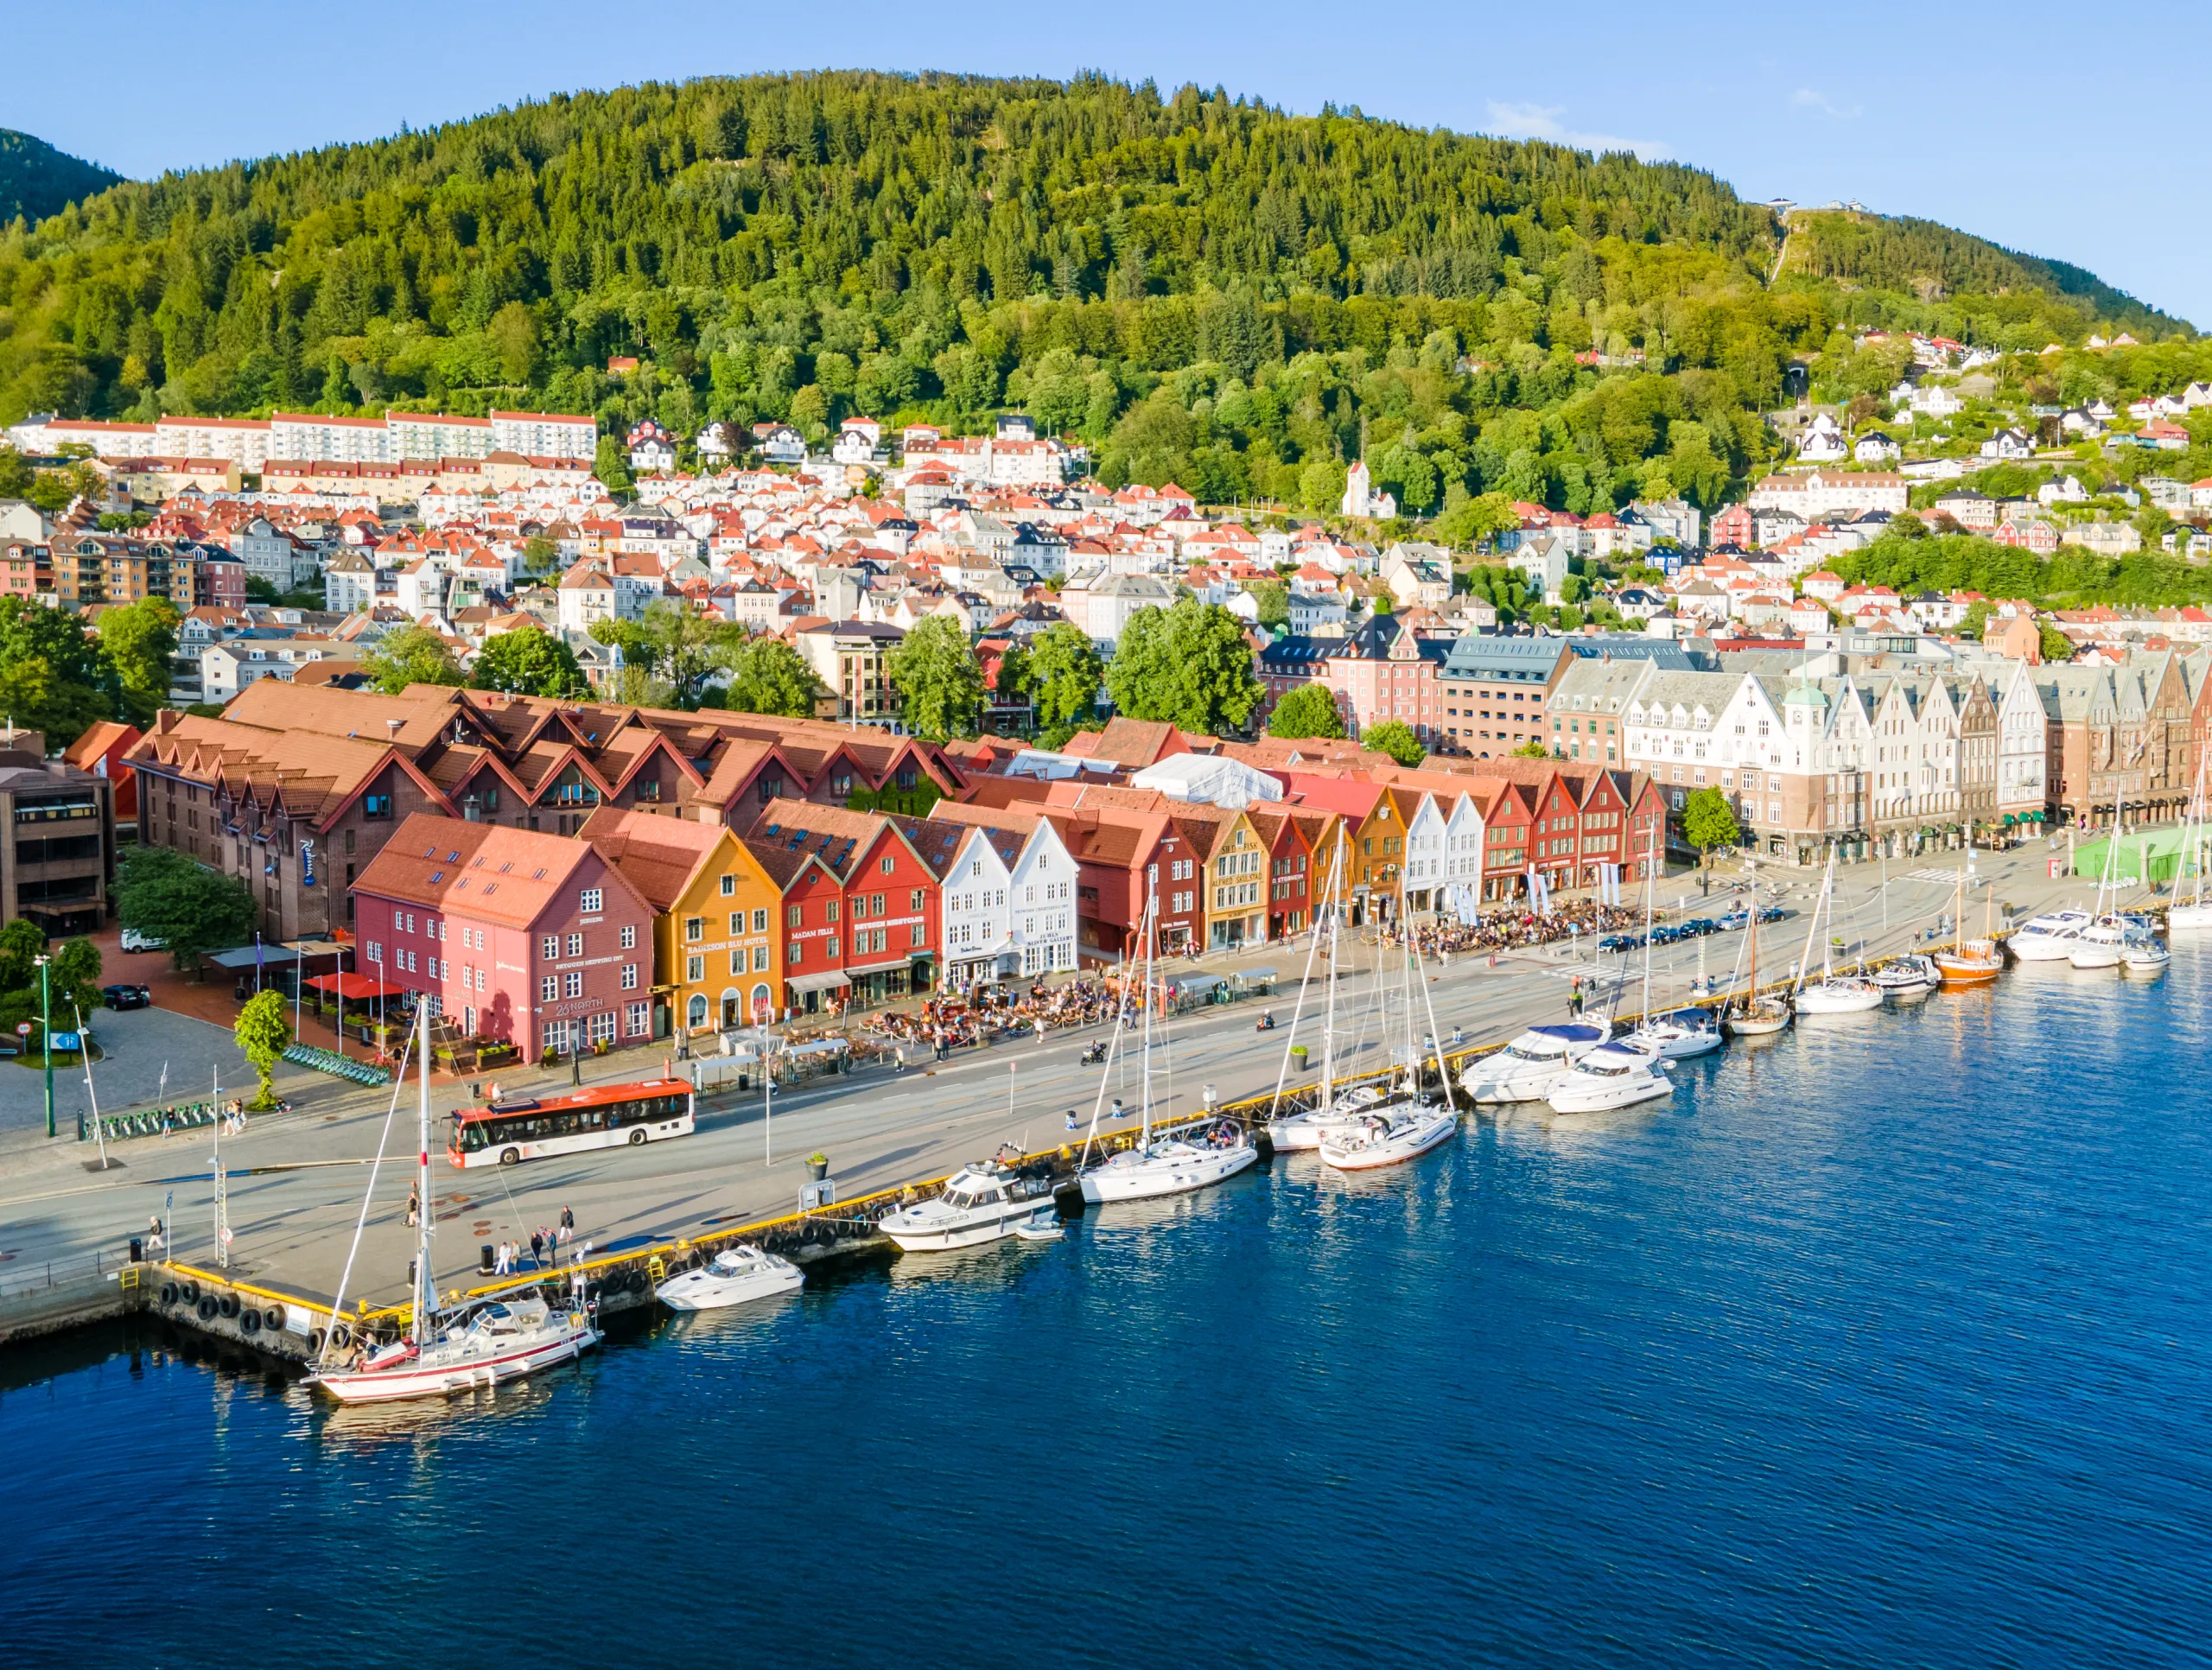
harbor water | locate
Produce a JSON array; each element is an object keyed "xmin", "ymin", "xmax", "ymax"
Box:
[{"xmin": 5, "ymin": 947, "xmax": 2209, "ymax": 1667}]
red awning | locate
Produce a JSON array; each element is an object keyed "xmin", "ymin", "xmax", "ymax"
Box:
[{"xmin": 306, "ymin": 972, "xmax": 408, "ymax": 999}]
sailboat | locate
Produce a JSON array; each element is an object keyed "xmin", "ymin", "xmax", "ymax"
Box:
[
  {"xmin": 2164, "ymin": 754, "xmax": 2211, "ymax": 933},
  {"xmin": 2070, "ymin": 772, "xmax": 2136, "ymax": 971},
  {"xmin": 1318, "ymin": 880, "xmax": 1459, "ymax": 1172},
  {"xmin": 1932, "ymin": 847, "xmax": 2003, "ymax": 985},
  {"xmin": 1078, "ymin": 892, "xmax": 1258, "ymax": 1203},
  {"xmin": 1720, "ymin": 883, "xmax": 1791, "ymax": 1036},
  {"xmin": 1268, "ymin": 834, "xmax": 1407, "ymax": 1147},
  {"xmin": 1624, "ymin": 817, "xmax": 1722, "ymax": 1059},
  {"xmin": 1791, "ymin": 854, "xmax": 1884, "ymax": 1013},
  {"xmin": 308, "ymin": 1005, "xmax": 599, "ymax": 1404}
]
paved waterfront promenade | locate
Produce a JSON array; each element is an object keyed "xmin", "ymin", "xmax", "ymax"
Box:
[{"xmin": 0, "ymin": 846, "xmax": 2132, "ymax": 1317}]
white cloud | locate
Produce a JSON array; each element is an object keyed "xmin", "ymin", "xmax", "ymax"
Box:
[
  {"xmin": 1790, "ymin": 87, "xmax": 1864, "ymax": 120},
  {"xmin": 1483, "ymin": 101, "xmax": 1669, "ymax": 162}
]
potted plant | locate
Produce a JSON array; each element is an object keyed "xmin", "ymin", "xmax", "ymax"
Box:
[
  {"xmin": 806, "ymin": 1152, "xmax": 830, "ymax": 1181},
  {"xmin": 1290, "ymin": 1044, "xmax": 1309, "ymax": 1070}
]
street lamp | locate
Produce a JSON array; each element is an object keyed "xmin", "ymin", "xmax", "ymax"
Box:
[{"xmin": 35, "ymin": 954, "xmax": 53, "ymax": 1140}]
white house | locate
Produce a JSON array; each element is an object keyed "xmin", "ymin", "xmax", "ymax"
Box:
[
  {"xmin": 556, "ymin": 561, "xmax": 617, "ymax": 634},
  {"xmin": 1796, "ymin": 412, "xmax": 1848, "ymax": 462},
  {"xmin": 1854, "ymin": 430, "xmax": 1901, "ymax": 464},
  {"xmin": 936, "ymin": 816, "xmax": 1078, "ymax": 987}
]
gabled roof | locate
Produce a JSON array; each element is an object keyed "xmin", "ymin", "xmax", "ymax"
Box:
[
  {"xmin": 577, "ymin": 806, "xmax": 744, "ymax": 912},
  {"xmin": 353, "ymin": 812, "xmax": 640, "ymax": 930}
]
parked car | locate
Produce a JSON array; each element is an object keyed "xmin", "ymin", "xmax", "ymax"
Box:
[
  {"xmin": 1647, "ymin": 924, "xmax": 1683, "ymax": 945},
  {"xmin": 1598, "ymin": 933, "xmax": 1643, "ymax": 953},
  {"xmin": 1717, "ymin": 908, "xmax": 1750, "ymax": 930},
  {"xmin": 119, "ymin": 928, "xmax": 166, "ymax": 953},
  {"xmin": 1757, "ymin": 905, "xmax": 1789, "ymax": 923},
  {"xmin": 102, "ymin": 983, "xmax": 153, "ymax": 1011},
  {"xmin": 1680, "ymin": 918, "xmax": 1719, "ymax": 937}
]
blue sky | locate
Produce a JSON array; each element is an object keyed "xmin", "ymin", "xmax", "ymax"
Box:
[{"xmin": 17, "ymin": 1, "xmax": 2210, "ymax": 323}]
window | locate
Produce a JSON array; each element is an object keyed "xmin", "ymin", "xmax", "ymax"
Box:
[
  {"xmin": 580, "ymin": 887, "xmax": 602, "ymax": 914},
  {"xmin": 686, "ymin": 955, "xmax": 704, "ymax": 982},
  {"xmin": 826, "ymin": 900, "xmax": 840, "ymax": 924},
  {"xmin": 362, "ymin": 793, "xmax": 392, "ymax": 819},
  {"xmin": 912, "ymin": 923, "xmax": 926, "ymax": 948},
  {"xmin": 910, "ymin": 888, "xmax": 924, "ymax": 911},
  {"xmin": 880, "ymin": 856, "xmax": 894, "ymax": 874},
  {"xmin": 540, "ymin": 934, "xmax": 558, "ymax": 959},
  {"xmin": 539, "ymin": 975, "xmax": 558, "ymax": 1003},
  {"xmin": 565, "ymin": 932, "xmax": 582, "ymax": 958},
  {"xmin": 752, "ymin": 908, "xmax": 767, "ymax": 933},
  {"xmin": 786, "ymin": 904, "xmax": 803, "ymax": 929},
  {"xmin": 563, "ymin": 971, "xmax": 583, "ymax": 999},
  {"xmin": 827, "ymin": 937, "xmax": 840, "ymax": 960},
  {"xmin": 620, "ymin": 924, "xmax": 636, "ymax": 949},
  {"xmin": 626, "ymin": 1001, "xmax": 650, "ymax": 1038},
  {"xmin": 788, "ymin": 942, "xmax": 803, "ymax": 965},
  {"xmin": 684, "ymin": 916, "xmax": 704, "ymax": 943},
  {"xmin": 719, "ymin": 874, "xmax": 735, "ymax": 897},
  {"xmin": 589, "ymin": 1011, "xmax": 617, "ymax": 1045},
  {"xmin": 752, "ymin": 944, "xmax": 769, "ymax": 972},
  {"xmin": 872, "ymin": 893, "xmax": 886, "ymax": 917},
  {"xmin": 621, "ymin": 962, "xmax": 639, "ymax": 990}
]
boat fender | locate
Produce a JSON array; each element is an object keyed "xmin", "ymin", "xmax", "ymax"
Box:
[
  {"xmin": 217, "ymin": 1293, "xmax": 239, "ymax": 1319},
  {"xmin": 159, "ymin": 1282, "xmax": 179, "ymax": 1306},
  {"xmin": 241, "ymin": 1309, "xmax": 261, "ymax": 1335},
  {"xmin": 330, "ymin": 1324, "xmax": 352, "ymax": 1349},
  {"xmin": 264, "ymin": 1307, "xmax": 286, "ymax": 1330},
  {"xmin": 308, "ymin": 1329, "xmax": 326, "ymax": 1354},
  {"xmin": 197, "ymin": 1297, "xmax": 218, "ymax": 1322},
  {"xmin": 630, "ymin": 1270, "xmax": 650, "ymax": 1294},
  {"xmin": 178, "ymin": 1280, "xmax": 200, "ymax": 1306}
]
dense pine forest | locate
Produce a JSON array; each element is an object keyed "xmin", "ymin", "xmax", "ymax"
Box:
[{"xmin": 0, "ymin": 73, "xmax": 2189, "ymax": 518}]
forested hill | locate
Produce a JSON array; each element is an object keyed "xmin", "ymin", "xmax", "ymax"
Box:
[
  {"xmin": 0, "ymin": 73, "xmax": 2185, "ymax": 520},
  {"xmin": 0, "ymin": 130, "xmax": 122, "ymax": 226}
]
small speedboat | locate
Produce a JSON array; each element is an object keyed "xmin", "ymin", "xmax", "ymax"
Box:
[
  {"xmin": 2121, "ymin": 932, "xmax": 2171, "ymax": 975},
  {"xmin": 1079, "ymin": 1120, "xmax": 1258, "ymax": 1203},
  {"xmin": 1873, "ymin": 955, "xmax": 1940, "ymax": 996},
  {"xmin": 876, "ymin": 1160, "xmax": 1059, "ymax": 1252},
  {"xmin": 2008, "ymin": 909, "xmax": 2094, "ymax": 962},
  {"xmin": 1318, "ymin": 1102, "xmax": 1458, "ymax": 1172},
  {"xmin": 1459, "ymin": 1023, "xmax": 1609, "ymax": 1104},
  {"xmin": 656, "ymin": 1245, "xmax": 804, "ymax": 1311},
  {"xmin": 1793, "ymin": 975, "xmax": 1885, "ymax": 1013},
  {"xmin": 1547, "ymin": 1043, "xmax": 1674, "ymax": 1113},
  {"xmin": 1627, "ymin": 1012, "xmax": 1725, "ymax": 1059}
]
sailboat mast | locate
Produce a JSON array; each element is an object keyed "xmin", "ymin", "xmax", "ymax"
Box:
[
  {"xmin": 1139, "ymin": 882, "xmax": 1157, "ymax": 1147},
  {"xmin": 414, "ymin": 1001, "xmax": 433, "ymax": 1343},
  {"xmin": 1639, "ymin": 817, "xmax": 1657, "ymax": 1024},
  {"xmin": 1320, "ymin": 828, "xmax": 1344, "ymax": 1105}
]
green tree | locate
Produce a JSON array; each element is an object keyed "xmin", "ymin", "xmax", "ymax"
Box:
[
  {"xmin": 1511, "ymin": 739, "xmax": 1551, "ymax": 758},
  {"xmin": 50, "ymin": 937, "xmax": 102, "ymax": 1016},
  {"xmin": 712, "ymin": 635, "xmax": 827, "ymax": 717},
  {"xmin": 1103, "ymin": 599, "xmax": 1263, "ymax": 736},
  {"xmin": 473, "ymin": 625, "xmax": 588, "ymax": 696},
  {"xmin": 0, "ymin": 596, "xmax": 115, "ymax": 746},
  {"xmin": 2038, "ymin": 622, "xmax": 2076, "ymax": 662},
  {"xmin": 1431, "ymin": 492, "xmax": 1522, "ymax": 550},
  {"xmin": 1243, "ymin": 577, "xmax": 1290, "ymax": 630},
  {"xmin": 593, "ymin": 602, "xmax": 734, "ymax": 708},
  {"xmin": 116, "ymin": 845, "xmax": 259, "ymax": 976},
  {"xmin": 520, "ymin": 536, "xmax": 562, "ymax": 576},
  {"xmin": 362, "ymin": 624, "xmax": 465, "ymax": 694},
  {"xmin": 885, "ymin": 615, "xmax": 985, "ymax": 740},
  {"xmin": 1267, "ymin": 683, "xmax": 1345, "ymax": 740},
  {"xmin": 232, "ymin": 990, "xmax": 293, "ymax": 1110},
  {"xmin": 1681, "ymin": 786, "xmax": 1741, "ymax": 870},
  {"xmin": 0, "ymin": 918, "xmax": 45, "ymax": 994},
  {"xmin": 96, "ymin": 595, "xmax": 181, "ymax": 724},
  {"xmin": 1362, "ymin": 720, "xmax": 1426, "ymax": 767},
  {"xmin": 1010, "ymin": 621, "xmax": 1103, "ymax": 742}
]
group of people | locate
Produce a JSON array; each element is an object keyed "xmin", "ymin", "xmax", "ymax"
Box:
[
  {"xmin": 490, "ymin": 1205, "xmax": 579, "ymax": 1275},
  {"xmin": 862, "ymin": 979, "xmax": 1121, "ymax": 1058},
  {"xmin": 1385, "ymin": 898, "xmax": 1644, "ymax": 959}
]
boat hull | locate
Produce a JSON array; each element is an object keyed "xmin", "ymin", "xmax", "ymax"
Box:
[
  {"xmin": 1079, "ymin": 1141, "xmax": 1258, "ymax": 1203},
  {"xmin": 2007, "ymin": 935, "xmax": 2079, "ymax": 962},
  {"xmin": 1631, "ymin": 1024, "xmax": 1723, "ymax": 1060},
  {"xmin": 657, "ymin": 1266, "xmax": 804, "ymax": 1311},
  {"xmin": 2167, "ymin": 904, "xmax": 2212, "ymax": 933},
  {"xmin": 1319, "ymin": 1109, "xmax": 1458, "ymax": 1172},
  {"xmin": 310, "ymin": 1317, "xmax": 599, "ymax": 1404},
  {"xmin": 879, "ymin": 1206, "xmax": 1054, "ymax": 1253},
  {"xmin": 1795, "ymin": 984, "xmax": 1885, "ymax": 1013},
  {"xmin": 1934, "ymin": 959, "xmax": 2002, "ymax": 985},
  {"xmin": 1549, "ymin": 1074, "xmax": 1674, "ymax": 1114}
]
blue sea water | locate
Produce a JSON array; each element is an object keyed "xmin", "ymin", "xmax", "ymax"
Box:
[{"xmin": 5, "ymin": 951, "xmax": 2210, "ymax": 1668}]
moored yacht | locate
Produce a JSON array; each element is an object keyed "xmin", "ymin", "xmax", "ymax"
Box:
[
  {"xmin": 1459, "ymin": 1022, "xmax": 1610, "ymax": 1104},
  {"xmin": 655, "ymin": 1245, "xmax": 804, "ymax": 1311},
  {"xmin": 1628, "ymin": 1010, "xmax": 1724, "ymax": 1059},
  {"xmin": 1318, "ymin": 1102, "xmax": 1458, "ymax": 1172},
  {"xmin": 1547, "ymin": 1042, "xmax": 1674, "ymax": 1113},
  {"xmin": 1872, "ymin": 954, "xmax": 1940, "ymax": 996},
  {"xmin": 2008, "ymin": 909, "xmax": 2094, "ymax": 961},
  {"xmin": 876, "ymin": 1161, "xmax": 1058, "ymax": 1252},
  {"xmin": 2068, "ymin": 916, "xmax": 2128, "ymax": 970},
  {"xmin": 1268, "ymin": 1082, "xmax": 1393, "ymax": 1151},
  {"xmin": 1081, "ymin": 1120, "xmax": 1258, "ymax": 1203}
]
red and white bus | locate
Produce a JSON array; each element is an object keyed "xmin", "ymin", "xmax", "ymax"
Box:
[{"xmin": 448, "ymin": 1078, "xmax": 696, "ymax": 1167}]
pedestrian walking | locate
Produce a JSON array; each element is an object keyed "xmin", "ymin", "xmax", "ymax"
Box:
[
  {"xmin": 404, "ymin": 1184, "xmax": 420, "ymax": 1228},
  {"xmin": 559, "ymin": 1204, "xmax": 575, "ymax": 1241},
  {"xmin": 494, "ymin": 1241, "xmax": 512, "ymax": 1275},
  {"xmin": 530, "ymin": 1229, "xmax": 545, "ymax": 1267}
]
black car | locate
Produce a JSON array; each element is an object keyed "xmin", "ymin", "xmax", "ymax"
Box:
[
  {"xmin": 102, "ymin": 983, "xmax": 152, "ymax": 1011},
  {"xmin": 1757, "ymin": 905, "xmax": 1789, "ymax": 924},
  {"xmin": 1681, "ymin": 918, "xmax": 1719, "ymax": 937},
  {"xmin": 1599, "ymin": 933, "xmax": 1643, "ymax": 953}
]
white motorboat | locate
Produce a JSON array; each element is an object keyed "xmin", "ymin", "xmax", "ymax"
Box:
[
  {"xmin": 1547, "ymin": 1042, "xmax": 1675, "ymax": 1113},
  {"xmin": 1872, "ymin": 954, "xmax": 1940, "ymax": 996},
  {"xmin": 1794, "ymin": 976, "xmax": 1885, "ymax": 1013},
  {"xmin": 1628, "ymin": 1012, "xmax": 1724, "ymax": 1059},
  {"xmin": 2069, "ymin": 917, "xmax": 2127, "ymax": 970},
  {"xmin": 655, "ymin": 1244, "xmax": 804, "ymax": 1311},
  {"xmin": 1318, "ymin": 1102, "xmax": 1458, "ymax": 1171},
  {"xmin": 877, "ymin": 1161, "xmax": 1058, "ymax": 1252},
  {"xmin": 2171, "ymin": 901, "xmax": 2212, "ymax": 933},
  {"xmin": 309, "ymin": 1005, "xmax": 599, "ymax": 1405},
  {"xmin": 1459, "ymin": 1023, "xmax": 1610, "ymax": 1103},
  {"xmin": 2122, "ymin": 934, "xmax": 2171, "ymax": 975},
  {"xmin": 1268, "ymin": 1082, "xmax": 1394, "ymax": 1151},
  {"xmin": 2008, "ymin": 909, "xmax": 2094, "ymax": 961},
  {"xmin": 1081, "ymin": 1119, "xmax": 1259, "ymax": 1203}
]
